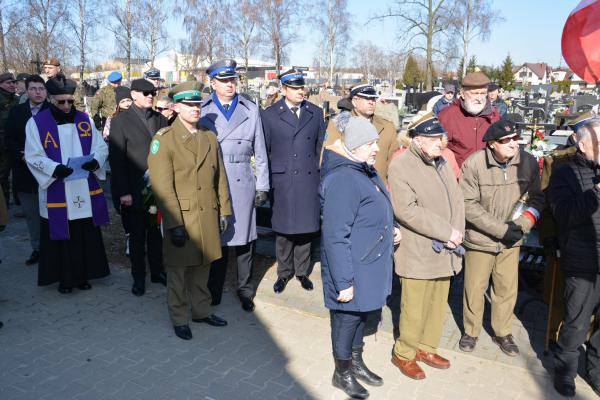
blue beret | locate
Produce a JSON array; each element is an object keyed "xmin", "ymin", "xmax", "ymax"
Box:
[{"xmin": 108, "ymin": 71, "xmax": 122, "ymax": 83}]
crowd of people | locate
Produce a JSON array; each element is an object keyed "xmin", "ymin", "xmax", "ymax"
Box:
[{"xmin": 0, "ymin": 57, "xmax": 599, "ymax": 399}]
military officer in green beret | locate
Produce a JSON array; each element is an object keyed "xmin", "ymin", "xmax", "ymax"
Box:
[
  {"xmin": 148, "ymin": 81, "xmax": 232, "ymax": 340},
  {"xmin": 0, "ymin": 72, "xmax": 17, "ymax": 203}
]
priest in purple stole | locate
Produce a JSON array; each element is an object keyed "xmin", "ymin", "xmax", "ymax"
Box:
[{"xmin": 24, "ymin": 76, "xmax": 110, "ymax": 294}]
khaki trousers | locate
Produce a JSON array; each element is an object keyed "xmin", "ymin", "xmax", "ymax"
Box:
[
  {"xmin": 393, "ymin": 277, "xmax": 451, "ymax": 360},
  {"xmin": 463, "ymin": 247, "xmax": 520, "ymax": 338},
  {"xmin": 167, "ymin": 264, "xmax": 211, "ymax": 326}
]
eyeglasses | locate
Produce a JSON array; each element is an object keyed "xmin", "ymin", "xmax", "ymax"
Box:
[
  {"xmin": 142, "ymin": 91, "xmax": 156, "ymax": 97},
  {"xmin": 496, "ymin": 135, "xmax": 520, "ymax": 144},
  {"xmin": 56, "ymin": 99, "xmax": 74, "ymax": 105},
  {"xmin": 156, "ymin": 107, "xmax": 168, "ymax": 111}
]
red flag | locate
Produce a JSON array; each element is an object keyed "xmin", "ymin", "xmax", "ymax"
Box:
[{"xmin": 562, "ymin": 0, "xmax": 600, "ymax": 83}]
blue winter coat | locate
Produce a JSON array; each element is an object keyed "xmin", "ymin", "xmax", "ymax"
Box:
[
  {"xmin": 261, "ymin": 98, "xmax": 326, "ymax": 234},
  {"xmin": 319, "ymin": 147, "xmax": 394, "ymax": 312},
  {"xmin": 200, "ymin": 94, "xmax": 269, "ymax": 246}
]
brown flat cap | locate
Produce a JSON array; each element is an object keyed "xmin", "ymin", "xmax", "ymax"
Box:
[
  {"xmin": 462, "ymin": 71, "xmax": 490, "ymax": 88},
  {"xmin": 44, "ymin": 58, "xmax": 61, "ymax": 66},
  {"xmin": 0, "ymin": 72, "xmax": 15, "ymax": 83}
]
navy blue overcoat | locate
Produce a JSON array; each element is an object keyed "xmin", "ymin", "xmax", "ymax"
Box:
[
  {"xmin": 319, "ymin": 148, "xmax": 394, "ymax": 312},
  {"xmin": 261, "ymin": 98, "xmax": 326, "ymax": 234}
]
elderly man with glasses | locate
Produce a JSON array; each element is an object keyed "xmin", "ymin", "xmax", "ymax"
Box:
[
  {"xmin": 109, "ymin": 78, "xmax": 168, "ymax": 296},
  {"xmin": 458, "ymin": 120, "xmax": 544, "ymax": 357}
]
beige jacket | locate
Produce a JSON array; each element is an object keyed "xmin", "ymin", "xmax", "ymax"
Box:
[
  {"xmin": 389, "ymin": 142, "xmax": 465, "ymax": 279},
  {"xmin": 460, "ymin": 147, "xmax": 544, "ymax": 253}
]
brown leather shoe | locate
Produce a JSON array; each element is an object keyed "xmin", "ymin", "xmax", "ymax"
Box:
[
  {"xmin": 416, "ymin": 349, "xmax": 451, "ymax": 369},
  {"xmin": 391, "ymin": 354, "xmax": 425, "ymax": 380}
]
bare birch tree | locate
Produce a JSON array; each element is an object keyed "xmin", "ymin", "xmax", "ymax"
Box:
[
  {"xmin": 137, "ymin": 0, "xmax": 168, "ymax": 67},
  {"xmin": 108, "ymin": 0, "xmax": 137, "ymax": 81},
  {"xmin": 27, "ymin": 0, "xmax": 69, "ymax": 61},
  {"xmin": 257, "ymin": 0, "xmax": 298, "ymax": 76},
  {"xmin": 67, "ymin": 0, "xmax": 99, "ymax": 83},
  {"xmin": 226, "ymin": 0, "xmax": 261, "ymax": 90},
  {"xmin": 0, "ymin": 1, "xmax": 26, "ymax": 71},
  {"xmin": 314, "ymin": 0, "xmax": 350, "ymax": 82}
]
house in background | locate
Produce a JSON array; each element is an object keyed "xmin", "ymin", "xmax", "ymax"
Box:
[{"xmin": 513, "ymin": 63, "xmax": 552, "ymax": 87}]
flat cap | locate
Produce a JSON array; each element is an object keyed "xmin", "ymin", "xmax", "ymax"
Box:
[
  {"xmin": 107, "ymin": 71, "xmax": 122, "ymax": 83},
  {"xmin": 44, "ymin": 58, "xmax": 61, "ymax": 66},
  {"xmin": 130, "ymin": 78, "xmax": 156, "ymax": 92},
  {"xmin": 278, "ymin": 69, "xmax": 305, "ymax": 87},
  {"xmin": 462, "ymin": 71, "xmax": 490, "ymax": 88},
  {"xmin": 408, "ymin": 112, "xmax": 446, "ymax": 137},
  {"xmin": 45, "ymin": 76, "xmax": 77, "ymax": 95},
  {"xmin": 482, "ymin": 119, "xmax": 516, "ymax": 142},
  {"xmin": 0, "ymin": 72, "xmax": 15, "ymax": 83},
  {"xmin": 443, "ymin": 83, "xmax": 455, "ymax": 93},
  {"xmin": 168, "ymin": 81, "xmax": 204, "ymax": 103},
  {"xmin": 206, "ymin": 59, "xmax": 239, "ymax": 80},
  {"xmin": 144, "ymin": 67, "xmax": 161, "ymax": 79},
  {"xmin": 349, "ymin": 82, "xmax": 378, "ymax": 98},
  {"xmin": 16, "ymin": 73, "xmax": 30, "ymax": 82}
]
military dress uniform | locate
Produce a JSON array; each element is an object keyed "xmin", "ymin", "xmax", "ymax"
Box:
[
  {"xmin": 147, "ymin": 82, "xmax": 232, "ymax": 340},
  {"xmin": 90, "ymin": 71, "xmax": 121, "ymax": 130},
  {"xmin": 261, "ymin": 69, "xmax": 326, "ymax": 293},
  {"xmin": 200, "ymin": 60, "xmax": 269, "ymax": 312},
  {"xmin": 0, "ymin": 73, "xmax": 18, "ymax": 203}
]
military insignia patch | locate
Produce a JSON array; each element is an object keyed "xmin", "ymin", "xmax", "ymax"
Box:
[{"xmin": 151, "ymin": 140, "xmax": 160, "ymax": 154}]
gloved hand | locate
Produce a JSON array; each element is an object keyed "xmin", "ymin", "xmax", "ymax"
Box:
[
  {"xmin": 81, "ymin": 159, "xmax": 100, "ymax": 172},
  {"xmin": 255, "ymin": 191, "xmax": 268, "ymax": 207},
  {"xmin": 0, "ymin": 225, "xmax": 5, "ymax": 232},
  {"xmin": 169, "ymin": 225, "xmax": 188, "ymax": 248},
  {"xmin": 52, "ymin": 164, "xmax": 74, "ymax": 179},
  {"xmin": 502, "ymin": 222, "xmax": 524, "ymax": 247},
  {"xmin": 220, "ymin": 216, "xmax": 228, "ymax": 233}
]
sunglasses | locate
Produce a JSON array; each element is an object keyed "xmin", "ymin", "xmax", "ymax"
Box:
[
  {"xmin": 56, "ymin": 99, "xmax": 75, "ymax": 105},
  {"xmin": 156, "ymin": 107, "xmax": 168, "ymax": 111},
  {"xmin": 496, "ymin": 135, "xmax": 520, "ymax": 144},
  {"xmin": 142, "ymin": 91, "xmax": 157, "ymax": 97}
]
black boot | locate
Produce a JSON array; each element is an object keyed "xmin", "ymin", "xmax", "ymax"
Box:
[
  {"xmin": 332, "ymin": 358, "xmax": 369, "ymax": 399},
  {"xmin": 352, "ymin": 346, "xmax": 383, "ymax": 386}
]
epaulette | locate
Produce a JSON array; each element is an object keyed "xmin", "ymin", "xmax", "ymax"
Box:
[{"xmin": 155, "ymin": 127, "xmax": 170, "ymax": 136}]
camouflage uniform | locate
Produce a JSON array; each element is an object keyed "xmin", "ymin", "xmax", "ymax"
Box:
[
  {"xmin": 0, "ymin": 87, "xmax": 17, "ymax": 202},
  {"xmin": 90, "ymin": 85, "xmax": 117, "ymax": 128}
]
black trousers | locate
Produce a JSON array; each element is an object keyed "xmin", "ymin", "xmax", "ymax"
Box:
[
  {"xmin": 554, "ymin": 274, "xmax": 600, "ymax": 383},
  {"xmin": 330, "ymin": 310, "xmax": 368, "ymax": 360},
  {"xmin": 125, "ymin": 208, "xmax": 164, "ymax": 282},
  {"xmin": 208, "ymin": 241, "xmax": 256, "ymax": 304},
  {"xmin": 275, "ymin": 232, "xmax": 316, "ymax": 279}
]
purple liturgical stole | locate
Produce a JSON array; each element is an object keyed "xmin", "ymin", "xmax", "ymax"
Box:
[{"xmin": 33, "ymin": 109, "xmax": 109, "ymax": 240}]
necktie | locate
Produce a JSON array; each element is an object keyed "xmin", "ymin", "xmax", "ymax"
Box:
[
  {"xmin": 223, "ymin": 104, "xmax": 230, "ymax": 112},
  {"xmin": 291, "ymin": 106, "xmax": 299, "ymax": 119}
]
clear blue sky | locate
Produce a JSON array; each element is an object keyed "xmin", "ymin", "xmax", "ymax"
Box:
[{"xmin": 165, "ymin": 0, "xmax": 577, "ymax": 69}]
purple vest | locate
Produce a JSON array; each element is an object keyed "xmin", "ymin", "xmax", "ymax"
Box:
[{"xmin": 33, "ymin": 109, "xmax": 109, "ymax": 240}]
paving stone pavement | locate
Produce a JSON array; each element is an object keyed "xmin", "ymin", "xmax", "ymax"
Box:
[{"xmin": 0, "ymin": 214, "xmax": 598, "ymax": 399}]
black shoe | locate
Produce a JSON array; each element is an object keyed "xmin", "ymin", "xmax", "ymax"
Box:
[
  {"xmin": 77, "ymin": 282, "xmax": 92, "ymax": 290},
  {"xmin": 553, "ymin": 377, "xmax": 575, "ymax": 397},
  {"xmin": 351, "ymin": 346, "xmax": 383, "ymax": 386},
  {"xmin": 150, "ymin": 272, "xmax": 167, "ymax": 286},
  {"xmin": 58, "ymin": 285, "xmax": 73, "ymax": 294},
  {"xmin": 493, "ymin": 334, "xmax": 519, "ymax": 357},
  {"xmin": 192, "ymin": 314, "xmax": 228, "ymax": 327},
  {"xmin": 131, "ymin": 281, "xmax": 145, "ymax": 297},
  {"xmin": 459, "ymin": 333, "xmax": 478, "ymax": 352},
  {"xmin": 25, "ymin": 250, "xmax": 39, "ymax": 265},
  {"xmin": 173, "ymin": 325, "xmax": 193, "ymax": 340},
  {"xmin": 332, "ymin": 358, "xmax": 369, "ymax": 399},
  {"xmin": 297, "ymin": 275, "xmax": 314, "ymax": 291},
  {"xmin": 240, "ymin": 297, "xmax": 255, "ymax": 312},
  {"xmin": 273, "ymin": 277, "xmax": 290, "ymax": 293}
]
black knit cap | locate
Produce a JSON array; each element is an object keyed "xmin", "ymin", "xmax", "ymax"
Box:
[{"xmin": 115, "ymin": 86, "xmax": 132, "ymax": 104}]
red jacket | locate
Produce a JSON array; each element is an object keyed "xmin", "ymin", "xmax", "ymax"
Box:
[{"xmin": 438, "ymin": 99, "xmax": 500, "ymax": 167}]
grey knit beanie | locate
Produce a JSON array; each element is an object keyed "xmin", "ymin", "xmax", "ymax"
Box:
[{"xmin": 343, "ymin": 116, "xmax": 379, "ymax": 151}]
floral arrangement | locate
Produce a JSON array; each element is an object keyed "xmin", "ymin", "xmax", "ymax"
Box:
[{"xmin": 142, "ymin": 173, "xmax": 161, "ymax": 227}]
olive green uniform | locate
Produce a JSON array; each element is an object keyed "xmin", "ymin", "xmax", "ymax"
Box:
[
  {"xmin": 90, "ymin": 85, "xmax": 117, "ymax": 122},
  {"xmin": 147, "ymin": 118, "xmax": 232, "ymax": 326},
  {"xmin": 0, "ymin": 87, "xmax": 17, "ymax": 201}
]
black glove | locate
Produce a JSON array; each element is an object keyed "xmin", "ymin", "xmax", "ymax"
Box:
[
  {"xmin": 255, "ymin": 191, "xmax": 268, "ymax": 207},
  {"xmin": 92, "ymin": 114, "xmax": 102, "ymax": 130},
  {"xmin": 0, "ymin": 225, "xmax": 5, "ymax": 232},
  {"xmin": 81, "ymin": 159, "xmax": 100, "ymax": 172},
  {"xmin": 220, "ymin": 216, "xmax": 228, "ymax": 233},
  {"xmin": 169, "ymin": 225, "xmax": 188, "ymax": 248},
  {"xmin": 52, "ymin": 164, "xmax": 73, "ymax": 179},
  {"xmin": 502, "ymin": 222, "xmax": 524, "ymax": 247}
]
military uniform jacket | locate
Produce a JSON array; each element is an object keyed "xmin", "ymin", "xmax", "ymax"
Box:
[
  {"xmin": 200, "ymin": 95, "xmax": 269, "ymax": 246},
  {"xmin": 0, "ymin": 87, "xmax": 17, "ymax": 145},
  {"xmin": 261, "ymin": 98, "xmax": 326, "ymax": 234},
  {"xmin": 90, "ymin": 85, "xmax": 116, "ymax": 119},
  {"xmin": 148, "ymin": 117, "xmax": 232, "ymax": 268}
]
